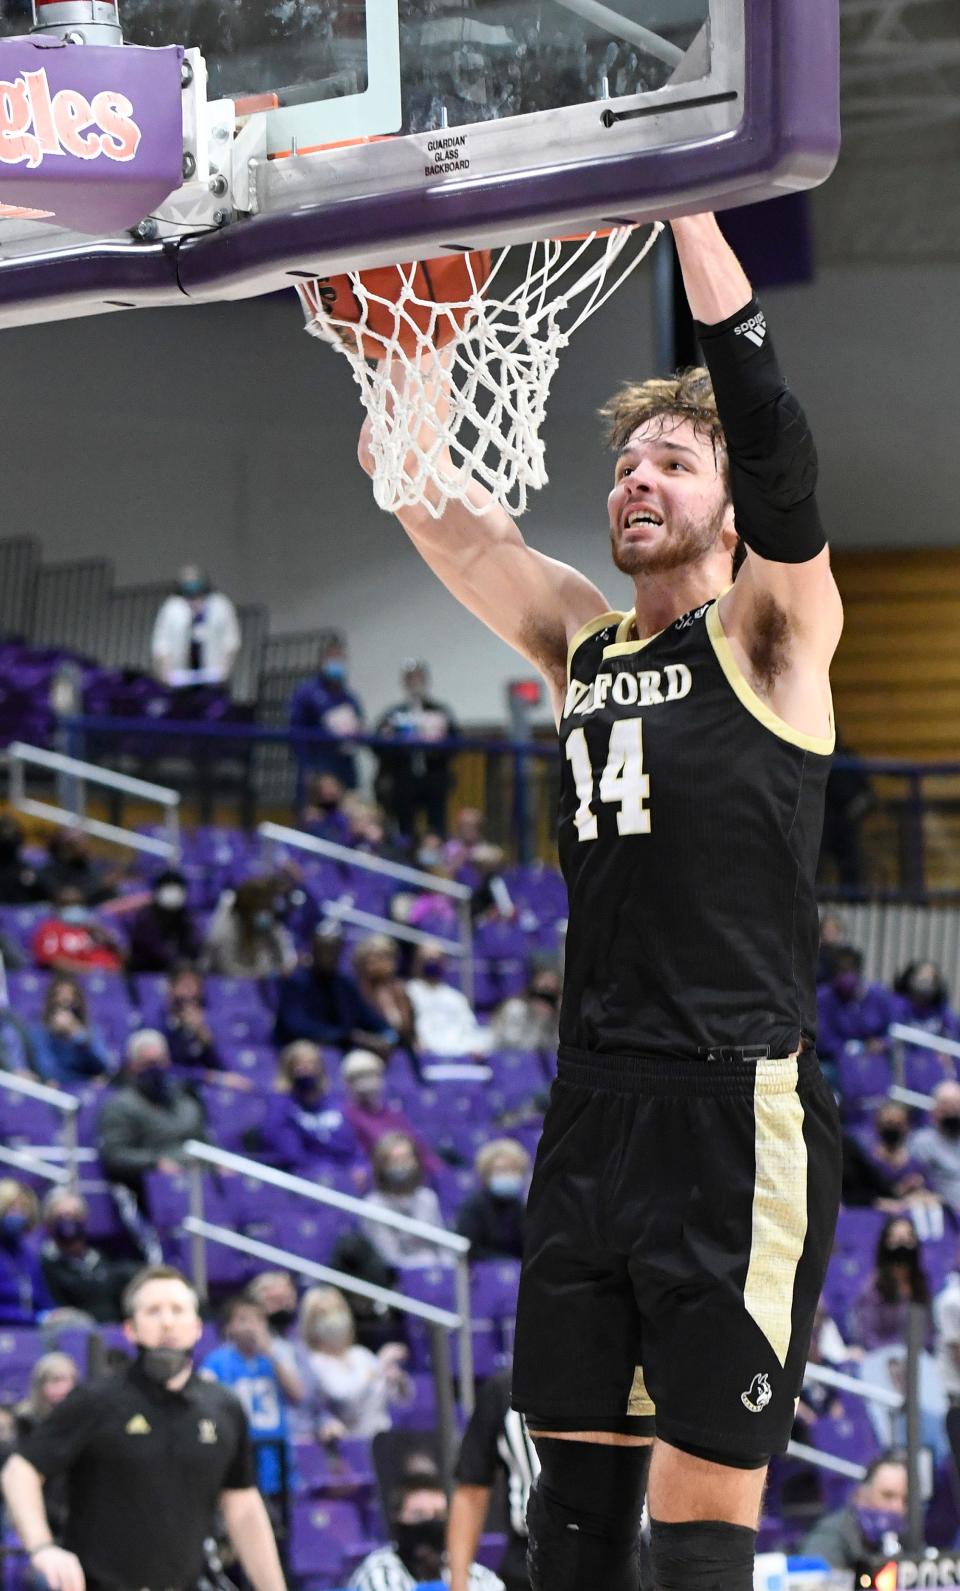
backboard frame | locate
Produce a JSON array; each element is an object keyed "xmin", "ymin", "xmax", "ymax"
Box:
[{"xmin": 0, "ymin": 0, "xmax": 839, "ymax": 329}]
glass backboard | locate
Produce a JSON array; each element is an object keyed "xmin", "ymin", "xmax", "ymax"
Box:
[{"xmin": 0, "ymin": 0, "xmax": 839, "ymax": 327}]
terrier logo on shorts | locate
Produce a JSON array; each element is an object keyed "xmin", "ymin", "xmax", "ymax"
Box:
[{"xmin": 741, "ymin": 1373, "xmax": 773, "ymax": 1414}]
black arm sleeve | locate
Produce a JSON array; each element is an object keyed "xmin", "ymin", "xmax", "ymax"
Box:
[{"xmin": 695, "ymin": 299, "xmax": 826, "ymax": 565}]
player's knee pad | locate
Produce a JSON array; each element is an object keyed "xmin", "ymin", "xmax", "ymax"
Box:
[
  {"xmin": 526, "ymin": 1438, "xmax": 651, "ymax": 1591},
  {"xmin": 650, "ymin": 1518, "xmax": 757, "ymax": 1591}
]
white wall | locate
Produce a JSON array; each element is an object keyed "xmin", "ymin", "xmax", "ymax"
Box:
[{"xmin": 0, "ymin": 257, "xmax": 956, "ymax": 723}]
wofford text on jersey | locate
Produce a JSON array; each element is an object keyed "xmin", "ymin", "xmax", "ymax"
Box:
[
  {"xmin": 0, "ymin": 67, "xmax": 141, "ymax": 167},
  {"xmin": 563, "ymin": 664, "xmax": 693, "ymax": 720}
]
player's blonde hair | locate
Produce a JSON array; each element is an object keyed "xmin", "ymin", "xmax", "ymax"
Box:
[{"xmin": 599, "ymin": 366, "xmax": 728, "ymax": 489}]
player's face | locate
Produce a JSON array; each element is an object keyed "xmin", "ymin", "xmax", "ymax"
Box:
[{"xmin": 607, "ymin": 417, "xmax": 732, "ymax": 577}]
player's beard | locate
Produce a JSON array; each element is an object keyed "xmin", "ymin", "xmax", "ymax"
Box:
[{"xmin": 610, "ymin": 497, "xmax": 729, "ymax": 577}]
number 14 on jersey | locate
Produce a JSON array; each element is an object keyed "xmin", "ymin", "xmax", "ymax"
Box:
[{"xmin": 565, "ymin": 720, "xmax": 651, "ymax": 841}]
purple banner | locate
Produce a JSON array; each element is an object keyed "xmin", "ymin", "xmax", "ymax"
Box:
[{"xmin": 0, "ymin": 36, "xmax": 183, "ymax": 233}]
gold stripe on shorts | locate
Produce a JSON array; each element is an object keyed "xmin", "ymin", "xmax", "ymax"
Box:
[{"xmin": 742, "ymin": 1055, "xmax": 808, "ymax": 1367}]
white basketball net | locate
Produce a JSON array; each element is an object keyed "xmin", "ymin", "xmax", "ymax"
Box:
[{"xmin": 296, "ymin": 224, "xmax": 662, "ymax": 518}]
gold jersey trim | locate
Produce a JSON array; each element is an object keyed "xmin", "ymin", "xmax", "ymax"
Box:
[
  {"xmin": 601, "ymin": 610, "xmax": 668, "ymax": 662},
  {"xmin": 706, "ymin": 602, "xmax": 836, "ymax": 755},
  {"xmin": 626, "ymin": 1364, "xmax": 656, "ymax": 1419},
  {"xmin": 742, "ymin": 1055, "xmax": 809, "ymax": 1367},
  {"xmin": 566, "ymin": 611, "xmax": 625, "ymax": 684}
]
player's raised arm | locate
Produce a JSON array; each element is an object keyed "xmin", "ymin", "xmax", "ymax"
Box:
[
  {"xmin": 670, "ymin": 213, "xmax": 843, "ymax": 664},
  {"xmin": 357, "ymin": 356, "xmax": 611, "ymax": 715}
]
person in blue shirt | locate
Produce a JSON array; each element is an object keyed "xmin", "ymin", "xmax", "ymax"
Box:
[
  {"xmin": 273, "ymin": 924, "xmax": 396, "ymax": 1055},
  {"xmin": 288, "ymin": 636, "xmax": 365, "ymax": 790},
  {"xmin": 0, "ymin": 1180, "xmax": 52, "ymax": 1324},
  {"xmin": 259, "ymin": 1041, "xmax": 361, "ymax": 1174},
  {"xmin": 30, "ymin": 975, "xmax": 111, "ymax": 1087},
  {"xmin": 201, "ymin": 1295, "xmax": 298, "ymax": 1503}
]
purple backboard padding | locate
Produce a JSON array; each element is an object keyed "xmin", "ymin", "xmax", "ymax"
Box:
[
  {"xmin": 0, "ymin": 37, "xmax": 184, "ymax": 234},
  {"xmin": 0, "ymin": 0, "xmax": 838, "ymax": 314}
]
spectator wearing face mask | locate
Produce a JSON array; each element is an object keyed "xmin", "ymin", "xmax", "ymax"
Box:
[
  {"xmin": 910, "ymin": 1081, "xmax": 960, "ymax": 1208},
  {"xmin": 97, "ymin": 1030, "xmax": 205, "ymax": 1204},
  {"xmin": 30, "ymin": 974, "xmax": 111, "ymax": 1087},
  {"xmin": 299, "ymin": 773, "xmax": 353, "ymax": 845},
  {"xmin": 351, "ymin": 1477, "xmax": 504, "ymax": 1591},
  {"xmin": 246, "ymin": 1272, "xmax": 305, "ymax": 1404},
  {"xmin": 160, "ymin": 965, "xmax": 251, "ymax": 1092},
  {"xmin": 406, "ymin": 943, "xmax": 493, "ymax": 1060},
  {"xmin": 362, "ymin": 1133, "xmax": 453, "ymax": 1271},
  {"xmin": 893, "ymin": 960, "xmax": 960, "ymax": 1057},
  {"xmin": 866, "ymin": 1104, "xmax": 931, "ymax": 1202},
  {"xmin": 273, "ymin": 925, "xmax": 395, "ymax": 1055},
  {"xmin": 491, "ymin": 968, "xmax": 562, "ymax": 1056},
  {"xmin": 151, "ymin": 565, "xmax": 241, "ymax": 688},
  {"xmin": 258, "ymin": 1043, "xmax": 360, "ymax": 1174},
  {"xmin": 816, "ymin": 945, "xmax": 896, "ymax": 1070},
  {"xmin": 39, "ymin": 1189, "xmax": 135, "ymax": 1322},
  {"xmin": 0, "ymin": 817, "xmax": 45, "ymax": 905},
  {"xmin": 298, "ymin": 1286, "xmax": 411, "ymax": 1441},
  {"xmin": 288, "ymin": 636, "xmax": 365, "ymax": 791},
  {"xmin": 374, "ymin": 661, "xmax": 460, "ymax": 841},
  {"xmin": 0, "ymin": 1182, "xmax": 51, "ymax": 1324},
  {"xmin": 850, "ymin": 1216, "xmax": 930, "ymax": 1350},
  {"xmin": 128, "ymin": 871, "xmax": 199, "ymax": 974},
  {"xmin": 456, "ymin": 1140, "xmax": 530, "ymax": 1262},
  {"xmin": 340, "ymin": 1051, "xmax": 441, "ymax": 1176},
  {"xmin": 202, "ymin": 879, "xmax": 297, "ymax": 979},
  {"xmin": 202, "ymin": 1296, "xmax": 298, "ymax": 1505},
  {"xmin": 32, "ymin": 885, "xmax": 125, "ymax": 973},
  {"xmin": 801, "ymin": 1454, "xmax": 907, "ymax": 1569}
]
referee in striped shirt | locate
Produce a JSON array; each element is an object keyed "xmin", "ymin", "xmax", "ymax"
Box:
[{"xmin": 449, "ymin": 1369, "xmax": 540, "ymax": 1591}]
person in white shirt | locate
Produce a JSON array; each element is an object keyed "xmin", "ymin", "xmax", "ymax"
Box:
[
  {"xmin": 297, "ymin": 1285, "xmax": 411, "ymax": 1440},
  {"xmin": 350, "ymin": 1477, "xmax": 504, "ymax": 1591},
  {"xmin": 151, "ymin": 565, "xmax": 241, "ymax": 687},
  {"xmin": 407, "ymin": 943, "xmax": 493, "ymax": 1059}
]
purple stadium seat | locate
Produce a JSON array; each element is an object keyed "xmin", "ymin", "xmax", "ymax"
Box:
[
  {"xmin": 288, "ymin": 1497, "xmax": 369, "ymax": 1582},
  {"xmin": 837, "ymin": 1049, "xmax": 892, "ymax": 1117},
  {"xmin": 391, "ymin": 1370, "xmax": 439, "ymax": 1429},
  {"xmin": 904, "ymin": 1048, "xmax": 957, "ymax": 1095},
  {"xmin": 2, "ymin": 1094, "xmax": 63, "ymax": 1147},
  {"xmin": 0, "ymin": 1327, "xmax": 42, "ymax": 1400}
]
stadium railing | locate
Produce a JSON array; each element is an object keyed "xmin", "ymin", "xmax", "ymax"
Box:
[
  {"xmin": 182, "ymin": 1139, "xmax": 476, "ymax": 1417},
  {"xmin": 0, "ymin": 1068, "xmax": 80, "ymax": 1189},
  {"xmin": 8, "ymin": 739, "xmax": 181, "ymax": 859},
  {"xmin": 47, "ymin": 716, "xmax": 960, "ymax": 895},
  {"xmin": 259, "ymin": 819, "xmax": 475, "ymax": 1002}
]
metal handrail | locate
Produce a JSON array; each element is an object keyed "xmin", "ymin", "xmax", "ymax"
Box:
[
  {"xmin": 890, "ymin": 1023, "xmax": 960, "ymax": 1062},
  {"xmin": 8, "ymin": 740, "xmax": 180, "ymax": 859},
  {"xmin": 0, "ymin": 1070, "xmax": 80, "ymax": 1190},
  {"xmin": 786, "ymin": 1440, "xmax": 865, "ymax": 1480},
  {"xmin": 803, "ymin": 1361, "xmax": 902, "ymax": 1409},
  {"xmin": 0, "ymin": 1146, "xmax": 70, "ymax": 1184},
  {"xmin": 183, "ymin": 1219, "xmax": 461, "ymax": 1328},
  {"xmin": 324, "ymin": 901, "xmax": 463, "ymax": 959},
  {"xmin": 182, "ymin": 1219, "xmax": 473, "ymax": 1424},
  {"xmin": 259, "ymin": 820, "xmax": 475, "ymax": 1004},
  {"xmin": 182, "ymin": 1141, "xmax": 469, "ymax": 1251}
]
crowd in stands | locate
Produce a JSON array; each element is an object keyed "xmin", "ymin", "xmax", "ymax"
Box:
[{"xmin": 2, "ymin": 815, "xmax": 960, "ymax": 1581}]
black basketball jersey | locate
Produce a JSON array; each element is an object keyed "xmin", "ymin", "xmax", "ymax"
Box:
[{"xmin": 557, "ymin": 595, "xmax": 834, "ymax": 1058}]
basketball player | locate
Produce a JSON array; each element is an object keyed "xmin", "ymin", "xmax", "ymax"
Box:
[{"xmin": 357, "ymin": 211, "xmax": 843, "ymax": 1591}]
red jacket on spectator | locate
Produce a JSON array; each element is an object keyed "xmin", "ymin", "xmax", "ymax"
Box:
[{"xmin": 32, "ymin": 917, "xmax": 123, "ymax": 972}]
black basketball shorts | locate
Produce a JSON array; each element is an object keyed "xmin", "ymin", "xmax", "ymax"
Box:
[{"xmin": 511, "ymin": 1046, "xmax": 842, "ymax": 1465}]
